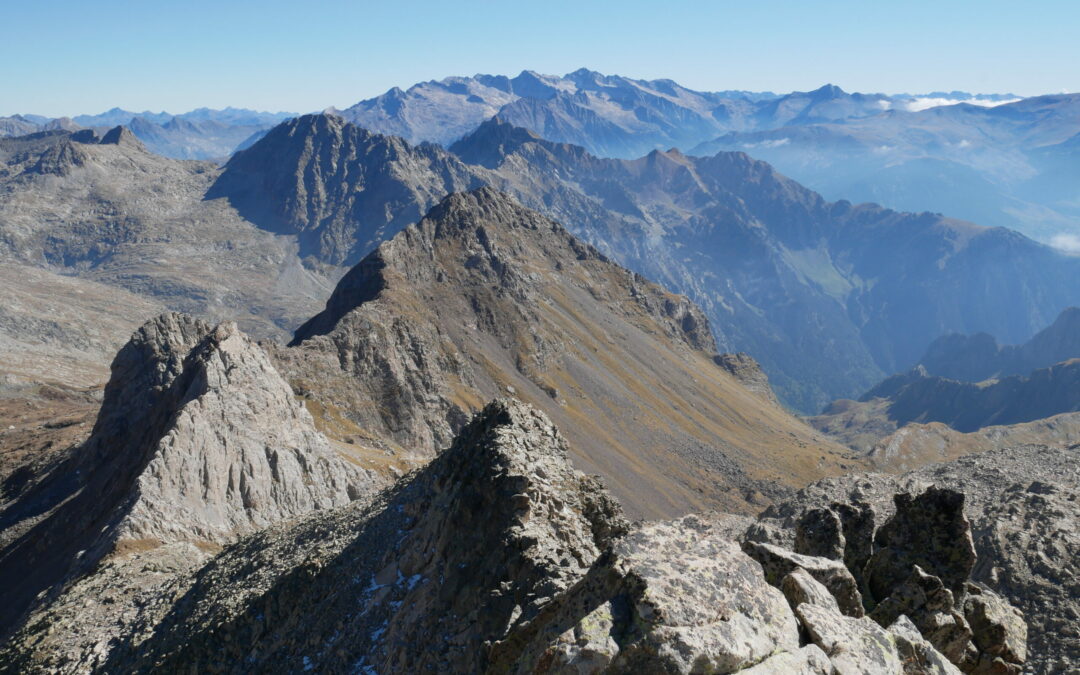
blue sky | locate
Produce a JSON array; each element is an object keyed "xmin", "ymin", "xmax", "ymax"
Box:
[{"xmin": 2, "ymin": 0, "xmax": 1077, "ymax": 117}]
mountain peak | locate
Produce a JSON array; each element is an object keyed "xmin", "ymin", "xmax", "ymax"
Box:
[
  {"xmin": 99, "ymin": 125, "xmax": 145, "ymax": 149},
  {"xmin": 809, "ymin": 83, "xmax": 847, "ymax": 99},
  {"xmin": 448, "ymin": 116, "xmax": 542, "ymax": 167}
]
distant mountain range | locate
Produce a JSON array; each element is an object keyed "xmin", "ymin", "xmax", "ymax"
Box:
[
  {"xmin": 5, "ymin": 96, "xmax": 1079, "ymax": 412},
  {"xmin": 691, "ymin": 94, "xmax": 1080, "ymax": 244},
  {"xmin": 335, "ymin": 69, "xmax": 1019, "ymax": 158},
  {"xmin": 0, "ymin": 107, "xmax": 295, "ymax": 160}
]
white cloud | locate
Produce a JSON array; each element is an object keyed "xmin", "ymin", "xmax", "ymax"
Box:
[
  {"xmin": 742, "ymin": 138, "xmax": 790, "ymax": 149},
  {"xmin": 1050, "ymin": 233, "xmax": 1080, "ymax": 254},
  {"xmin": 892, "ymin": 97, "xmax": 1022, "ymax": 113}
]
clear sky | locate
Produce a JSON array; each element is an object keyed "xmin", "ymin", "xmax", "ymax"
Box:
[{"xmin": 2, "ymin": 0, "xmax": 1077, "ymax": 117}]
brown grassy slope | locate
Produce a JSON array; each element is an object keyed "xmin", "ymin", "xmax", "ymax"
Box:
[{"xmin": 276, "ymin": 188, "xmax": 856, "ymax": 518}]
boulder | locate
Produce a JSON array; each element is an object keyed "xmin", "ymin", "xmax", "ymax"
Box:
[
  {"xmin": 870, "ymin": 565, "xmax": 975, "ymax": 665},
  {"xmin": 781, "ymin": 567, "xmax": 840, "ymax": 613},
  {"xmin": 743, "ymin": 540, "xmax": 864, "ymax": 617},
  {"xmin": 796, "ymin": 602, "xmax": 904, "ymax": 674},
  {"xmin": 964, "ymin": 584, "xmax": 1026, "ymax": 669},
  {"xmin": 495, "ymin": 514, "xmax": 804, "ymax": 674},
  {"xmin": 867, "ymin": 487, "xmax": 975, "ymax": 602},
  {"xmin": 887, "ymin": 615, "xmax": 963, "ymax": 675},
  {"xmin": 795, "ymin": 507, "xmax": 845, "ymax": 560},
  {"xmin": 738, "ymin": 645, "xmax": 832, "ymax": 674}
]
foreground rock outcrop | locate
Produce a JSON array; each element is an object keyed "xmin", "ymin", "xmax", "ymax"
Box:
[
  {"xmin": 749, "ymin": 444, "xmax": 1078, "ymax": 673},
  {"xmin": 3, "ymin": 400, "xmax": 960, "ymax": 673},
  {"xmin": 0, "ymin": 313, "xmax": 374, "ymax": 639}
]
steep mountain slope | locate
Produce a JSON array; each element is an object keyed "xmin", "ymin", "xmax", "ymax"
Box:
[
  {"xmin": 449, "ymin": 120, "xmax": 1080, "ymax": 409},
  {"xmin": 339, "ymin": 70, "xmax": 913, "ymax": 158},
  {"xmin": 278, "ymin": 188, "xmax": 851, "ymax": 518},
  {"xmin": 210, "ymin": 113, "xmax": 1080, "ymax": 412},
  {"xmin": 0, "ymin": 313, "xmax": 374, "ymax": 637},
  {"xmin": 0, "ymin": 128, "xmax": 340, "ymax": 342}
]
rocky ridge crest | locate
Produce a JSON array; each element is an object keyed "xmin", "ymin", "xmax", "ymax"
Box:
[{"xmin": 4, "ymin": 399, "xmax": 965, "ymax": 674}]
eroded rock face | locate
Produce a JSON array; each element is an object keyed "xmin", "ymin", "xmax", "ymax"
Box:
[
  {"xmin": 492, "ymin": 514, "xmax": 803, "ymax": 674},
  {"xmin": 888, "ymin": 615, "xmax": 963, "ymax": 675},
  {"xmin": 0, "ymin": 313, "xmax": 373, "ymax": 641}
]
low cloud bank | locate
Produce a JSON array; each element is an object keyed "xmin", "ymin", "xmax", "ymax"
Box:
[{"xmin": 1050, "ymin": 233, "xmax": 1080, "ymax": 254}]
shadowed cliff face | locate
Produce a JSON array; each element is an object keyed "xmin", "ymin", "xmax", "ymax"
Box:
[
  {"xmin": 206, "ymin": 114, "xmax": 483, "ymax": 265},
  {"xmin": 277, "ymin": 188, "xmax": 852, "ymax": 519}
]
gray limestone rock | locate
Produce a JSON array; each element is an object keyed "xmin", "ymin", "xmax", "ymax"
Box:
[
  {"xmin": 742, "ymin": 540, "xmax": 865, "ymax": 617},
  {"xmin": 795, "ymin": 506, "xmax": 846, "ymax": 560},
  {"xmin": 867, "ymin": 487, "xmax": 976, "ymax": 602},
  {"xmin": 749, "ymin": 447, "xmax": 1072, "ymax": 671},
  {"xmin": 0, "ymin": 313, "xmax": 374, "ymax": 645},
  {"xmin": 796, "ymin": 602, "xmax": 905, "ymax": 674},
  {"xmin": 737, "ymin": 645, "xmax": 832, "ymax": 674},
  {"xmin": 781, "ymin": 567, "xmax": 841, "ymax": 614},
  {"xmin": 963, "ymin": 584, "xmax": 1027, "ymax": 667},
  {"xmin": 888, "ymin": 615, "xmax": 963, "ymax": 675},
  {"xmin": 869, "ymin": 566, "xmax": 975, "ymax": 666}
]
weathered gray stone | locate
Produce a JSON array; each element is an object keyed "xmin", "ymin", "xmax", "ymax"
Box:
[
  {"xmin": 870, "ymin": 565, "xmax": 975, "ymax": 666},
  {"xmin": 888, "ymin": 615, "xmax": 963, "ymax": 675},
  {"xmin": 0, "ymin": 314, "xmax": 375, "ymax": 648},
  {"xmin": 867, "ymin": 487, "xmax": 975, "ymax": 602},
  {"xmin": 781, "ymin": 567, "xmax": 840, "ymax": 613},
  {"xmin": 496, "ymin": 513, "xmax": 804, "ymax": 674},
  {"xmin": 832, "ymin": 500, "xmax": 876, "ymax": 592},
  {"xmin": 743, "ymin": 540, "xmax": 864, "ymax": 617},
  {"xmin": 964, "ymin": 584, "xmax": 1027, "ymax": 666},
  {"xmin": 738, "ymin": 645, "xmax": 832, "ymax": 674},
  {"xmin": 796, "ymin": 602, "xmax": 904, "ymax": 674},
  {"xmin": 795, "ymin": 507, "xmax": 845, "ymax": 560}
]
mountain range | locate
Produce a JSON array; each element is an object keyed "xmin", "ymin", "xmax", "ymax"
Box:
[
  {"xmin": 0, "ymin": 108, "xmax": 295, "ymax": 160},
  {"xmin": 5, "ymin": 115, "xmax": 1080, "ymax": 413},
  {"xmin": 205, "ymin": 113, "xmax": 1080, "ymax": 411},
  {"xmin": 2, "ymin": 195, "xmax": 1061, "ymax": 670},
  {"xmin": 692, "ymin": 94, "xmax": 1080, "ymax": 244},
  {"xmin": 809, "ymin": 307, "xmax": 1080, "ymax": 468},
  {"xmin": 337, "ymin": 69, "xmax": 1018, "ymax": 158}
]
